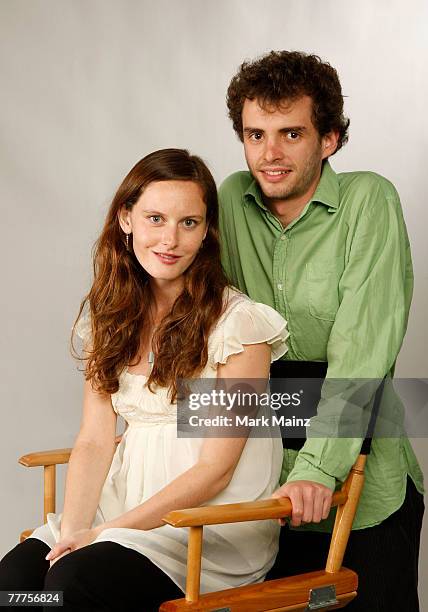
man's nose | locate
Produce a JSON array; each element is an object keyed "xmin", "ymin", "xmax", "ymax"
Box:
[
  {"xmin": 160, "ymin": 224, "xmax": 178, "ymax": 248},
  {"xmin": 263, "ymin": 137, "xmax": 284, "ymax": 163}
]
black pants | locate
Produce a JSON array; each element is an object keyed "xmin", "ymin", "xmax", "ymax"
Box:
[
  {"xmin": 267, "ymin": 476, "xmax": 424, "ymax": 611},
  {"xmin": 0, "ymin": 539, "xmax": 183, "ymax": 611}
]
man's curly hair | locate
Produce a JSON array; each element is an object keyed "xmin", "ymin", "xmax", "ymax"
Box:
[{"xmin": 227, "ymin": 50, "xmax": 349, "ymax": 154}]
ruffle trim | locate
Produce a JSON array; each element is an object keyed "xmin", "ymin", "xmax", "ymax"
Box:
[{"xmin": 208, "ymin": 292, "xmax": 289, "ymax": 366}]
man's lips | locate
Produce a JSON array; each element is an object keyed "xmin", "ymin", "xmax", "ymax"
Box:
[
  {"xmin": 153, "ymin": 252, "xmax": 182, "ymax": 265},
  {"xmin": 259, "ymin": 168, "xmax": 293, "ymax": 183}
]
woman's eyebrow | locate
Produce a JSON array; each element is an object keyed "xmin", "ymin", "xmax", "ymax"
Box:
[{"xmin": 141, "ymin": 209, "xmax": 204, "ymax": 220}]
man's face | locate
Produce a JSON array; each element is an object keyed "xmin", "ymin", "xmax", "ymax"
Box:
[{"xmin": 242, "ymin": 96, "xmax": 337, "ymax": 206}]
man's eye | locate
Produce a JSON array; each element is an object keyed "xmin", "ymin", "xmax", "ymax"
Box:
[
  {"xmin": 287, "ymin": 132, "xmax": 300, "ymax": 140},
  {"xmin": 149, "ymin": 215, "xmax": 162, "ymax": 223},
  {"xmin": 250, "ymin": 132, "xmax": 263, "ymax": 141}
]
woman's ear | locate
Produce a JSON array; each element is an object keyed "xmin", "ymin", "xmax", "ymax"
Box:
[{"xmin": 118, "ymin": 207, "xmax": 132, "ymax": 234}]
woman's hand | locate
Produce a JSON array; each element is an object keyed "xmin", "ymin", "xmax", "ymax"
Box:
[{"xmin": 46, "ymin": 526, "xmax": 104, "ymax": 567}]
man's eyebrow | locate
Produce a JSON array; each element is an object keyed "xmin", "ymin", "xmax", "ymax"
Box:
[
  {"xmin": 279, "ymin": 126, "xmax": 307, "ymax": 133},
  {"xmin": 243, "ymin": 126, "xmax": 307, "ymax": 134},
  {"xmin": 243, "ymin": 127, "xmax": 263, "ymax": 134}
]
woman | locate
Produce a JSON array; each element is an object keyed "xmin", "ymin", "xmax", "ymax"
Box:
[{"xmin": 0, "ymin": 149, "xmax": 288, "ymax": 611}]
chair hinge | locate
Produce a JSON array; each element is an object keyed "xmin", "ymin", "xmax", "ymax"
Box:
[{"xmin": 306, "ymin": 584, "xmax": 339, "ymax": 610}]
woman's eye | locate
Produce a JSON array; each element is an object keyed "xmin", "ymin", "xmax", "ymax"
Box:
[
  {"xmin": 149, "ymin": 215, "xmax": 162, "ymax": 224},
  {"xmin": 183, "ymin": 219, "xmax": 196, "ymax": 228}
]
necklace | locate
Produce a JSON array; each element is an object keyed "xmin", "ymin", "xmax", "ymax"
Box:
[{"xmin": 147, "ymin": 302, "xmax": 158, "ymax": 369}]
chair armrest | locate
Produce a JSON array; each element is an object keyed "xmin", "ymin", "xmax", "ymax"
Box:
[
  {"xmin": 18, "ymin": 435, "xmax": 124, "ymax": 467},
  {"xmin": 19, "ymin": 448, "xmax": 72, "ymax": 467},
  {"xmin": 162, "ymin": 490, "xmax": 347, "ymax": 527}
]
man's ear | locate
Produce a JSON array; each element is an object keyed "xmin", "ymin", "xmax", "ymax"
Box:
[
  {"xmin": 118, "ymin": 207, "xmax": 132, "ymax": 234},
  {"xmin": 321, "ymin": 131, "xmax": 339, "ymax": 160}
]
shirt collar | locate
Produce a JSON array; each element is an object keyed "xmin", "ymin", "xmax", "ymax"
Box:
[
  {"xmin": 311, "ymin": 160, "xmax": 339, "ymax": 210},
  {"xmin": 243, "ymin": 160, "xmax": 340, "ymax": 212}
]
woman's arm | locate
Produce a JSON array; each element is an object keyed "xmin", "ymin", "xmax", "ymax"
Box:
[
  {"xmin": 98, "ymin": 341, "xmax": 271, "ymax": 532},
  {"xmin": 59, "ymin": 379, "xmax": 117, "ymax": 538}
]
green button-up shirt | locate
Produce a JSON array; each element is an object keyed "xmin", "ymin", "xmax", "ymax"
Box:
[{"xmin": 218, "ymin": 161, "xmax": 424, "ymax": 531}]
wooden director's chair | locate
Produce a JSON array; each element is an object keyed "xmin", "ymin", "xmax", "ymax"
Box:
[{"xmin": 19, "ymin": 439, "xmax": 367, "ymax": 611}]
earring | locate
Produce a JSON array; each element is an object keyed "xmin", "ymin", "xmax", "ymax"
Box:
[{"xmin": 126, "ymin": 233, "xmax": 130, "ymax": 252}]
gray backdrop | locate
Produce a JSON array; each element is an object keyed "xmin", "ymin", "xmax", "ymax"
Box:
[{"xmin": 1, "ymin": 0, "xmax": 427, "ymax": 606}]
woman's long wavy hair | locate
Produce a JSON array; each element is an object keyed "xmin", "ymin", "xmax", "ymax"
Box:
[{"xmin": 72, "ymin": 149, "xmax": 229, "ymax": 401}]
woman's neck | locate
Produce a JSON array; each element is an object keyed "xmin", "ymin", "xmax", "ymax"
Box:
[{"xmin": 149, "ymin": 278, "xmax": 184, "ymax": 322}]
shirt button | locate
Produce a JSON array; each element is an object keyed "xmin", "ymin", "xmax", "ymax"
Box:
[
  {"xmin": 280, "ymin": 235, "xmax": 286, "ymax": 241},
  {"xmin": 277, "ymin": 283, "xmax": 283, "ymax": 291}
]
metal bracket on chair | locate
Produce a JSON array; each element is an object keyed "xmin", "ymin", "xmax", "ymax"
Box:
[
  {"xmin": 209, "ymin": 608, "xmax": 231, "ymax": 612},
  {"xmin": 305, "ymin": 585, "xmax": 339, "ymax": 610}
]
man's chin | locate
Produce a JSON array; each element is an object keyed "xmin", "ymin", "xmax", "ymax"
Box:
[
  {"xmin": 258, "ymin": 181, "xmax": 292, "ymax": 201},
  {"xmin": 252, "ymin": 172, "xmax": 288, "ymax": 197}
]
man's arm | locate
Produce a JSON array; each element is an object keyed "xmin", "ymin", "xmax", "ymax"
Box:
[{"xmin": 275, "ymin": 177, "xmax": 413, "ymax": 524}]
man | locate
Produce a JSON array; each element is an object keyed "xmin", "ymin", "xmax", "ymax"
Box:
[{"xmin": 218, "ymin": 51, "xmax": 424, "ymax": 611}]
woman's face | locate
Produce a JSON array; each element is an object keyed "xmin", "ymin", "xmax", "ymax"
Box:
[{"xmin": 119, "ymin": 180, "xmax": 208, "ymax": 288}]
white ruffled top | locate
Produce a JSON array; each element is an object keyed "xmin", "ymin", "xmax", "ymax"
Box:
[{"xmin": 30, "ymin": 287, "xmax": 289, "ymax": 595}]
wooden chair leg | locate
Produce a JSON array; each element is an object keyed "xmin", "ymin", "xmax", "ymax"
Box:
[
  {"xmin": 43, "ymin": 464, "xmax": 56, "ymax": 521},
  {"xmin": 20, "ymin": 463, "xmax": 57, "ymax": 542},
  {"xmin": 185, "ymin": 526, "xmax": 203, "ymax": 602},
  {"xmin": 326, "ymin": 455, "xmax": 366, "ymax": 573}
]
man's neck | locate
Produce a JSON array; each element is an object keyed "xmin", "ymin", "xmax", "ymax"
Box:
[
  {"xmin": 264, "ymin": 197, "xmax": 308, "ymax": 228},
  {"xmin": 263, "ymin": 176, "xmax": 321, "ymax": 228}
]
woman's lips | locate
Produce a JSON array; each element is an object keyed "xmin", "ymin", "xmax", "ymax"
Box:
[{"xmin": 153, "ymin": 252, "xmax": 182, "ymax": 265}]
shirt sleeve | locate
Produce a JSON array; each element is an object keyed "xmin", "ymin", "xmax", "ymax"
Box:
[
  {"xmin": 286, "ymin": 178, "xmax": 413, "ymax": 488},
  {"xmin": 218, "ymin": 176, "xmax": 241, "ymax": 286},
  {"xmin": 208, "ymin": 297, "xmax": 289, "ymax": 366},
  {"xmin": 74, "ymin": 311, "xmax": 92, "ymax": 345}
]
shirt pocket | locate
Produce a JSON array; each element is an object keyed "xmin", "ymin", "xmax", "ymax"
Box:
[{"xmin": 306, "ymin": 256, "xmax": 343, "ymax": 321}]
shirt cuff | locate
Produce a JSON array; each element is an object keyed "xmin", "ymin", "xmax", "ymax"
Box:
[{"xmin": 285, "ymin": 455, "xmax": 336, "ymax": 491}]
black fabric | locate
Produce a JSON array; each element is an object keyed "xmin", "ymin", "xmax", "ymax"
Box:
[
  {"xmin": 269, "ymin": 360, "xmax": 386, "ymax": 454},
  {"xmin": 270, "ymin": 360, "xmax": 328, "ymax": 379},
  {"xmin": 0, "ymin": 538, "xmax": 183, "ymax": 611},
  {"xmin": 270, "ymin": 360, "xmax": 327, "ymax": 450},
  {"xmin": 266, "ymin": 476, "xmax": 425, "ymax": 611},
  {"xmin": 0, "ymin": 538, "xmax": 50, "ymax": 596}
]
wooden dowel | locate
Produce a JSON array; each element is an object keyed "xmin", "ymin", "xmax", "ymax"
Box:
[
  {"xmin": 326, "ymin": 455, "xmax": 367, "ymax": 573},
  {"xmin": 185, "ymin": 526, "xmax": 203, "ymax": 602},
  {"xmin": 43, "ymin": 464, "xmax": 56, "ymax": 522}
]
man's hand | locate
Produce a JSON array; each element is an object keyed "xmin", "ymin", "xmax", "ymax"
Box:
[
  {"xmin": 272, "ymin": 480, "xmax": 333, "ymax": 527},
  {"xmin": 46, "ymin": 526, "xmax": 104, "ymax": 568}
]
